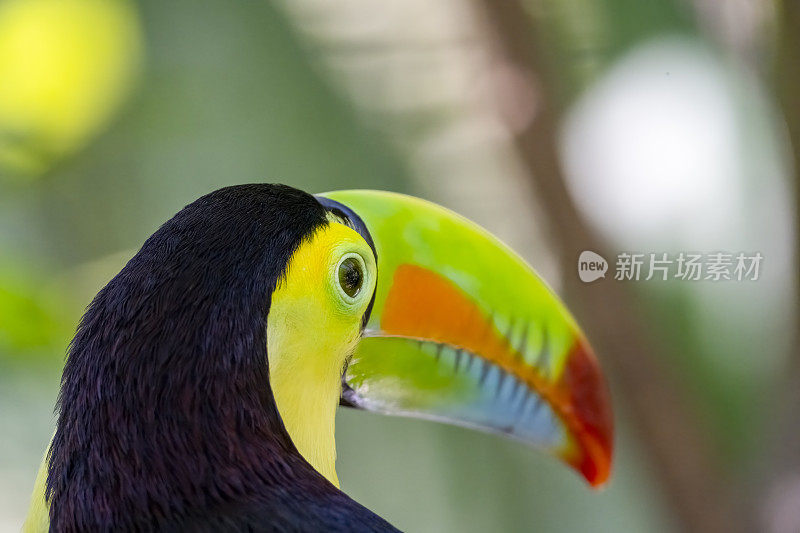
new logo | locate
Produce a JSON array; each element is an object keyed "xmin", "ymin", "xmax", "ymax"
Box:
[{"xmin": 578, "ymin": 251, "xmax": 608, "ymax": 283}]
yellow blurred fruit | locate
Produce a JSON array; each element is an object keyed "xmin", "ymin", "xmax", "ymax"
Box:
[{"xmin": 0, "ymin": 0, "xmax": 143, "ymax": 178}]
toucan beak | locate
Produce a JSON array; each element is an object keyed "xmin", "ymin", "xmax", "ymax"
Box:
[{"xmin": 317, "ymin": 190, "xmax": 613, "ymax": 487}]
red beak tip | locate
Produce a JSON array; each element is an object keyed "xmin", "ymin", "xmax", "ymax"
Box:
[{"xmin": 561, "ymin": 337, "xmax": 614, "ymax": 490}]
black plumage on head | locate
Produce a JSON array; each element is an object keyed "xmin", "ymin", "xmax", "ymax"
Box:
[{"xmin": 46, "ymin": 184, "xmax": 398, "ymax": 532}]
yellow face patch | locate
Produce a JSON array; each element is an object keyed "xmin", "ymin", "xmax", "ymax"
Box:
[{"xmin": 266, "ymin": 221, "xmax": 376, "ymax": 486}]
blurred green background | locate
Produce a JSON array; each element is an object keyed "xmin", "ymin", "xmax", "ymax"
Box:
[{"xmin": 0, "ymin": 0, "xmax": 796, "ymax": 531}]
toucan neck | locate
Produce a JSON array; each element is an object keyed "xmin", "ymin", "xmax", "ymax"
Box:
[{"xmin": 46, "ymin": 279, "xmax": 315, "ymax": 529}]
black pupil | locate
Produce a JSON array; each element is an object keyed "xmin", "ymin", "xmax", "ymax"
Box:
[{"xmin": 338, "ymin": 257, "xmax": 363, "ymax": 298}]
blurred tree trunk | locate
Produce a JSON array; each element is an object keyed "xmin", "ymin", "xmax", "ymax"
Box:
[
  {"xmin": 472, "ymin": 1, "xmax": 748, "ymax": 532},
  {"xmin": 763, "ymin": 2, "xmax": 800, "ymax": 532}
]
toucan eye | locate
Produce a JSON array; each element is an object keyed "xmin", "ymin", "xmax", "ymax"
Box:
[{"xmin": 338, "ymin": 256, "xmax": 364, "ymax": 298}]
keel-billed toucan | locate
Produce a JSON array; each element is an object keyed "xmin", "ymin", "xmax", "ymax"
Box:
[{"xmin": 24, "ymin": 184, "xmax": 613, "ymax": 531}]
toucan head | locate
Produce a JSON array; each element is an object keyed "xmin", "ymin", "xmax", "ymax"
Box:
[
  {"xmin": 41, "ymin": 183, "xmax": 614, "ymax": 531},
  {"xmin": 266, "ymin": 186, "xmax": 613, "ymax": 488}
]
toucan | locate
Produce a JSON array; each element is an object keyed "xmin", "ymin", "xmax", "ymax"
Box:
[{"xmin": 23, "ymin": 184, "xmax": 613, "ymax": 531}]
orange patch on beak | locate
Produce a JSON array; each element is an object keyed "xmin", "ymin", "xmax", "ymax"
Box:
[{"xmin": 381, "ymin": 264, "xmax": 613, "ymax": 486}]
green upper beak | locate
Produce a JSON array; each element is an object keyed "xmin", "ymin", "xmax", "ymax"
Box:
[{"xmin": 318, "ymin": 190, "xmax": 613, "ymax": 487}]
